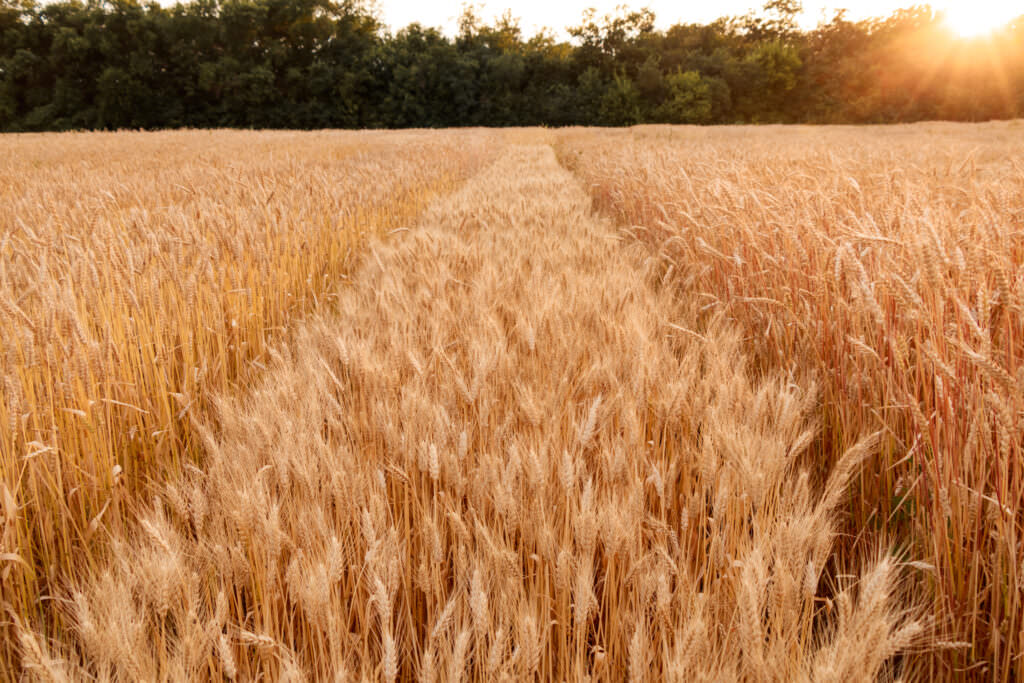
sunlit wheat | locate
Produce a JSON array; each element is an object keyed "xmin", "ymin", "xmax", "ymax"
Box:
[{"xmin": 13, "ymin": 139, "xmax": 925, "ymax": 681}]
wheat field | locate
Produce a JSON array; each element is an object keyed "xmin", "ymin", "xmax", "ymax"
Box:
[
  {"xmin": 1, "ymin": 124, "xmax": 1021, "ymax": 680},
  {"xmin": 0, "ymin": 129, "xmax": 495, "ymax": 675}
]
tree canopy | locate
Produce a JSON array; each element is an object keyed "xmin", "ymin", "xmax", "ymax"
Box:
[{"xmin": 1, "ymin": 0, "xmax": 1022, "ymax": 130}]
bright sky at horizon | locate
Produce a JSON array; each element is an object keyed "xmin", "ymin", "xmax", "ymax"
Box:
[{"xmin": 373, "ymin": 1, "xmax": 1020, "ymax": 39}]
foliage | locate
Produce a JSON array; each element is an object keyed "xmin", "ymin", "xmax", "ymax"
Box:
[
  {"xmin": 654, "ymin": 70, "xmax": 714, "ymax": 123},
  {"xmin": 1, "ymin": 0, "xmax": 1023, "ymax": 130}
]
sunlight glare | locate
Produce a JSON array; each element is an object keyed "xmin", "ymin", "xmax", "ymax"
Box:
[{"xmin": 941, "ymin": 2, "xmax": 1016, "ymax": 38}]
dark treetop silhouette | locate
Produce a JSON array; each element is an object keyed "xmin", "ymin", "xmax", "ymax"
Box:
[{"xmin": 1, "ymin": 0, "xmax": 1022, "ymax": 131}]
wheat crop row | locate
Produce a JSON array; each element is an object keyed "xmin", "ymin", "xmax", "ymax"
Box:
[
  {"xmin": 0, "ymin": 129, "xmax": 494, "ymax": 673},
  {"xmin": 556, "ymin": 122, "xmax": 1024, "ymax": 681}
]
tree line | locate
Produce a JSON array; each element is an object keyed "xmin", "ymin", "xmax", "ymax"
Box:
[{"xmin": 1, "ymin": 0, "xmax": 1022, "ymax": 131}]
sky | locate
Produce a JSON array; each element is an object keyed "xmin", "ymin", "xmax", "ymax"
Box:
[{"xmin": 372, "ymin": 1, "xmax": 1020, "ymax": 38}]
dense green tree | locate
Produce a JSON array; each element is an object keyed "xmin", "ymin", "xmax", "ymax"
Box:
[
  {"xmin": 0, "ymin": 0, "xmax": 1021, "ymax": 131},
  {"xmin": 599, "ymin": 72, "xmax": 642, "ymax": 125},
  {"xmin": 735, "ymin": 40, "xmax": 802, "ymax": 121},
  {"xmin": 655, "ymin": 69, "xmax": 714, "ymax": 123}
]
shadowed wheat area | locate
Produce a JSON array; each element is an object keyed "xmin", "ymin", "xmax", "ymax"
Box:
[{"xmin": 19, "ymin": 144, "xmax": 923, "ymax": 681}]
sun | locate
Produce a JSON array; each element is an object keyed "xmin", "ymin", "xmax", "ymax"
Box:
[{"xmin": 940, "ymin": 2, "xmax": 1016, "ymax": 38}]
